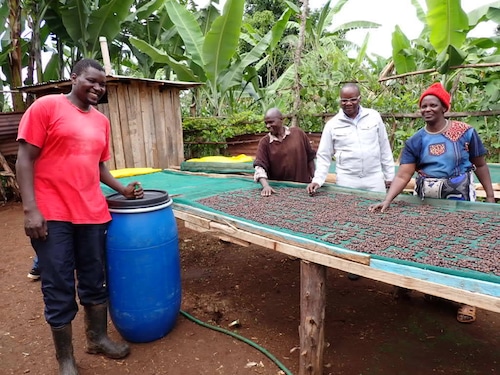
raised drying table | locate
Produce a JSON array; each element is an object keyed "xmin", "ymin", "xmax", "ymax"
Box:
[{"xmin": 103, "ymin": 170, "xmax": 500, "ymax": 375}]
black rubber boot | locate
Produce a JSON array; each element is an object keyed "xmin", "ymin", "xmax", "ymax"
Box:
[
  {"xmin": 84, "ymin": 303, "xmax": 130, "ymax": 359},
  {"xmin": 51, "ymin": 324, "xmax": 79, "ymax": 375}
]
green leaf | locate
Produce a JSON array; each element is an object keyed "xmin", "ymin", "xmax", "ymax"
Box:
[
  {"xmin": 132, "ymin": 0, "xmax": 166, "ymax": 22},
  {"xmin": 88, "ymin": 0, "xmax": 136, "ymax": 54},
  {"xmin": 468, "ymin": 36, "xmax": 500, "ymax": 49},
  {"xmin": 269, "ymin": 7, "xmax": 296, "ymax": 51},
  {"xmin": 411, "ymin": 0, "xmax": 427, "ymax": 25},
  {"xmin": 391, "ymin": 26, "xmax": 417, "ymax": 73},
  {"xmin": 486, "ymin": 6, "xmax": 500, "ymax": 23},
  {"xmin": 267, "ymin": 64, "xmax": 294, "ymax": 93},
  {"xmin": 436, "ymin": 45, "xmax": 467, "ymax": 74},
  {"xmin": 165, "ymin": 0, "xmax": 206, "ymax": 69},
  {"xmin": 202, "ymin": 0, "xmax": 244, "ymax": 86},
  {"xmin": 330, "ymin": 21, "xmax": 381, "ymax": 34},
  {"xmin": 426, "ymin": 0, "xmax": 468, "ymax": 53},
  {"xmin": 467, "ymin": 3, "xmax": 499, "ymax": 27},
  {"xmin": 129, "ymin": 36, "xmax": 199, "ymax": 81},
  {"xmin": 219, "ymin": 7, "xmax": 292, "ymax": 93},
  {"xmin": 59, "ymin": 0, "xmax": 91, "ymax": 55},
  {"xmin": 42, "ymin": 54, "xmax": 61, "ymax": 81}
]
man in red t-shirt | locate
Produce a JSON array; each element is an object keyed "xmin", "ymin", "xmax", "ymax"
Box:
[{"xmin": 16, "ymin": 58, "xmax": 143, "ymax": 373}]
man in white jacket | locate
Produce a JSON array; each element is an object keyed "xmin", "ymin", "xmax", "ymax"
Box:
[
  {"xmin": 307, "ymin": 83, "xmax": 395, "ymax": 194},
  {"xmin": 307, "ymin": 83, "xmax": 395, "ymax": 281}
]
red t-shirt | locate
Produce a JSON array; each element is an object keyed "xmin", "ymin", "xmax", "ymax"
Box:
[{"xmin": 17, "ymin": 94, "xmax": 112, "ymax": 224}]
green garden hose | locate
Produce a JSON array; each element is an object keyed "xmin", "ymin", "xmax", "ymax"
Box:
[{"xmin": 180, "ymin": 310, "xmax": 294, "ymax": 375}]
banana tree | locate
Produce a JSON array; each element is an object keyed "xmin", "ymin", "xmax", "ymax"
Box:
[
  {"xmin": 130, "ymin": 0, "xmax": 294, "ymax": 115},
  {"xmin": 43, "ymin": 0, "xmax": 136, "ymax": 69},
  {"xmin": 266, "ymin": 0, "xmax": 379, "ymax": 110},
  {"xmin": 114, "ymin": 0, "xmax": 182, "ymax": 78},
  {"xmin": 391, "ymin": 0, "xmax": 500, "ymax": 75}
]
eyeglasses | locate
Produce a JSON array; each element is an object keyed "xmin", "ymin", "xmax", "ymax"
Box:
[{"xmin": 340, "ymin": 96, "xmax": 360, "ymax": 104}]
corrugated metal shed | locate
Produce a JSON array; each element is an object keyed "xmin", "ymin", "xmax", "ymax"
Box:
[{"xmin": 0, "ymin": 112, "xmax": 23, "ymax": 156}]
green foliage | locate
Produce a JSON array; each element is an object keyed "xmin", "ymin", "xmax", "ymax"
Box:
[
  {"xmin": 244, "ymin": 0, "xmax": 302, "ymax": 16},
  {"xmin": 427, "ymin": 0, "xmax": 468, "ymax": 53},
  {"xmin": 468, "ymin": 116, "xmax": 500, "ymax": 163},
  {"xmin": 45, "ymin": 0, "xmax": 135, "ymax": 59},
  {"xmin": 182, "ymin": 111, "xmax": 264, "ymax": 158},
  {"xmin": 391, "ymin": 26, "xmax": 417, "ymax": 73}
]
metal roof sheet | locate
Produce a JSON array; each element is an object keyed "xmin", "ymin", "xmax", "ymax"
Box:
[{"xmin": 16, "ymin": 75, "xmax": 203, "ymax": 92}]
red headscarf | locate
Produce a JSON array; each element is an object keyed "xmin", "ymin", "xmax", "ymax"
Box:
[{"xmin": 419, "ymin": 83, "xmax": 451, "ymax": 111}]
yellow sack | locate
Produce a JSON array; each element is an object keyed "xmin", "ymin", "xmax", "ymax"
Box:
[
  {"xmin": 110, "ymin": 168, "xmax": 162, "ymax": 178},
  {"xmin": 186, "ymin": 154, "xmax": 254, "ymax": 163}
]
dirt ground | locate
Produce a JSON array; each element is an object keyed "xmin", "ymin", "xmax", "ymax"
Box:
[{"xmin": 1, "ymin": 201, "xmax": 499, "ymax": 375}]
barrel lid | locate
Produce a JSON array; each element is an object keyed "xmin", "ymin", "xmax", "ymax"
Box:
[{"xmin": 106, "ymin": 189, "xmax": 170, "ymax": 209}]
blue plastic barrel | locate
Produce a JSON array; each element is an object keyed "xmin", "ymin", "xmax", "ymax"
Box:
[{"xmin": 105, "ymin": 190, "xmax": 181, "ymax": 343}]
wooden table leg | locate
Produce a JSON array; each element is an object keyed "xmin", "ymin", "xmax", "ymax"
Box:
[{"xmin": 299, "ymin": 260, "xmax": 326, "ymax": 375}]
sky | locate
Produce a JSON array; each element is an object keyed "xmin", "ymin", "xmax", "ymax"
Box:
[{"xmin": 309, "ymin": 0, "xmax": 497, "ymax": 57}]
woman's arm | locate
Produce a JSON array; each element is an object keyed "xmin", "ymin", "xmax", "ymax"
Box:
[{"xmin": 369, "ymin": 163, "xmax": 416, "ymax": 212}]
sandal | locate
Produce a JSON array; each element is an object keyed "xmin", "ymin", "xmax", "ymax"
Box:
[{"xmin": 457, "ymin": 305, "xmax": 476, "ymax": 323}]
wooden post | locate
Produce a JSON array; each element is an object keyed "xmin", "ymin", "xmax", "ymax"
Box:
[
  {"xmin": 299, "ymin": 260, "xmax": 326, "ymax": 375},
  {"xmin": 99, "ymin": 37, "xmax": 112, "ymax": 75}
]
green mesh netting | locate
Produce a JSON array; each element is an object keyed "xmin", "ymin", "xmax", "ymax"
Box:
[{"xmin": 180, "ymin": 161, "xmax": 254, "ymax": 174}]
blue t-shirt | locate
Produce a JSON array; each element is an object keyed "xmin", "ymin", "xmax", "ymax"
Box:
[{"xmin": 400, "ymin": 121, "xmax": 486, "ymax": 178}]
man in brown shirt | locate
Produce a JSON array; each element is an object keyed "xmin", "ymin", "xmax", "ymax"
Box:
[{"xmin": 253, "ymin": 108, "xmax": 316, "ymax": 196}]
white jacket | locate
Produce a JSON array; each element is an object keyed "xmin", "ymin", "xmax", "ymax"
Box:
[{"xmin": 312, "ymin": 106, "xmax": 395, "ymax": 187}]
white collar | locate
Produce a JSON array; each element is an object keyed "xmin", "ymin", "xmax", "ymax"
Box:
[{"xmin": 269, "ymin": 126, "xmax": 291, "ymax": 143}]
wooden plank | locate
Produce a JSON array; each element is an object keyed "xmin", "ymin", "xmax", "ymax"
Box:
[
  {"xmin": 175, "ymin": 210, "xmax": 211, "ymax": 229},
  {"xmin": 217, "ymin": 234, "xmax": 250, "ymax": 247},
  {"xmin": 151, "ymin": 88, "xmax": 169, "ymax": 169},
  {"xmin": 106, "ymin": 86, "xmax": 126, "ymax": 169},
  {"xmin": 162, "ymin": 90, "xmax": 174, "ymax": 168},
  {"xmin": 184, "ymin": 221, "xmax": 210, "ymax": 232},
  {"xmin": 139, "ymin": 84, "xmax": 156, "ymax": 168},
  {"xmin": 164, "ymin": 88, "xmax": 184, "ymax": 166},
  {"xmin": 161, "ymin": 90, "xmax": 173, "ymax": 168},
  {"xmin": 208, "ymin": 221, "xmax": 286, "ymax": 251},
  {"xmin": 124, "ymin": 83, "xmax": 145, "ymax": 167},
  {"xmin": 299, "ymin": 261, "xmax": 326, "ymax": 375},
  {"xmin": 97, "ymin": 103, "xmax": 115, "ymax": 170},
  {"xmin": 370, "ymin": 259, "xmax": 500, "ymax": 300},
  {"xmin": 185, "ymin": 221, "xmax": 250, "ymax": 246},
  {"xmin": 116, "ymin": 84, "xmax": 134, "ymax": 167}
]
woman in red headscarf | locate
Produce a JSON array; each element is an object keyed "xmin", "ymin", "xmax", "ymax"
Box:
[{"xmin": 369, "ymin": 82, "xmax": 495, "ymax": 323}]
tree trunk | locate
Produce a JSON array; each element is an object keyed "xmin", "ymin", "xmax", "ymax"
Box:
[
  {"xmin": 8, "ymin": 0, "xmax": 25, "ymax": 111},
  {"xmin": 291, "ymin": 0, "xmax": 308, "ymax": 128},
  {"xmin": 299, "ymin": 260, "xmax": 326, "ymax": 375}
]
